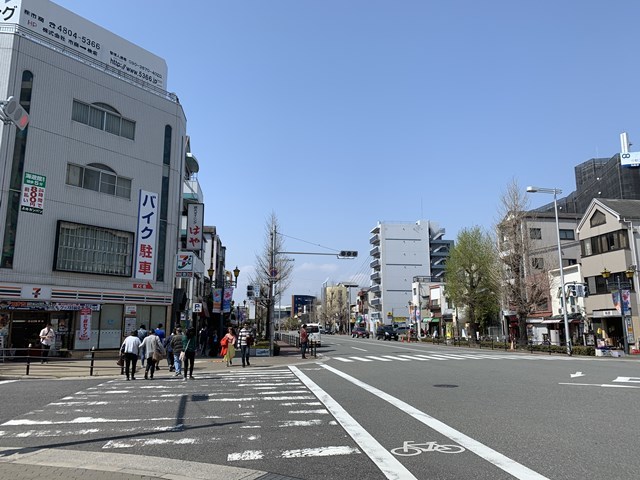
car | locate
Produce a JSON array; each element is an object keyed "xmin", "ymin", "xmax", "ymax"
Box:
[
  {"xmin": 351, "ymin": 327, "xmax": 370, "ymax": 338},
  {"xmin": 376, "ymin": 325, "xmax": 399, "ymax": 341},
  {"xmin": 396, "ymin": 326, "xmax": 417, "ymax": 340},
  {"xmin": 305, "ymin": 323, "xmax": 322, "ymax": 346}
]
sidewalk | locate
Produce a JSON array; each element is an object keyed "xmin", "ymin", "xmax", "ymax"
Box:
[
  {"xmin": 0, "ymin": 342, "xmax": 311, "ymax": 479},
  {"xmin": 0, "ymin": 341, "xmax": 316, "ymax": 380}
]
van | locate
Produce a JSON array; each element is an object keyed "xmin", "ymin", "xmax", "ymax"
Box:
[{"xmin": 306, "ymin": 323, "xmax": 322, "ymax": 346}]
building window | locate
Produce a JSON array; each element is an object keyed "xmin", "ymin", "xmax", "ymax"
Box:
[
  {"xmin": 590, "ymin": 210, "xmax": 606, "ymax": 228},
  {"xmin": 580, "ymin": 229, "xmax": 628, "ymax": 257},
  {"xmin": 559, "ymin": 229, "xmax": 575, "ymax": 240},
  {"xmin": 72, "ymin": 100, "xmax": 136, "ymax": 140},
  {"xmin": 54, "ymin": 221, "xmax": 133, "ymax": 276},
  {"xmin": 562, "ymin": 258, "xmax": 578, "ymax": 267},
  {"xmin": 529, "ymin": 228, "xmax": 542, "ymax": 240},
  {"xmin": 66, "ymin": 163, "xmax": 131, "ymax": 199},
  {"xmin": 531, "ymin": 257, "xmax": 544, "ymax": 269}
]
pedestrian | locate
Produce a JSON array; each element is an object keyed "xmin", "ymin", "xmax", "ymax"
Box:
[
  {"xmin": 164, "ymin": 329, "xmax": 174, "ymax": 371},
  {"xmin": 237, "ymin": 322, "xmax": 253, "ymax": 368},
  {"xmin": 39, "ymin": 322, "xmax": 56, "ymax": 363},
  {"xmin": 198, "ymin": 325, "xmax": 208, "ymax": 356},
  {"xmin": 137, "ymin": 324, "xmax": 148, "ymax": 367},
  {"xmin": 210, "ymin": 331, "xmax": 219, "ymax": 357},
  {"xmin": 120, "ymin": 330, "xmax": 141, "ymax": 380},
  {"xmin": 154, "ymin": 323, "xmax": 165, "ymax": 370},
  {"xmin": 220, "ymin": 327, "xmax": 236, "ymax": 367},
  {"xmin": 300, "ymin": 324, "xmax": 308, "ymax": 359},
  {"xmin": 140, "ymin": 329, "xmax": 164, "ymax": 380},
  {"xmin": 171, "ymin": 327, "xmax": 184, "ymax": 377},
  {"xmin": 182, "ymin": 327, "xmax": 197, "ymax": 380}
]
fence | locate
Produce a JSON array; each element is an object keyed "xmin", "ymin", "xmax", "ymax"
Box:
[{"xmin": 276, "ymin": 332, "xmax": 317, "ymax": 358}]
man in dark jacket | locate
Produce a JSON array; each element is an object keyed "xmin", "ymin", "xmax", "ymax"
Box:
[{"xmin": 170, "ymin": 328, "xmax": 184, "ymax": 377}]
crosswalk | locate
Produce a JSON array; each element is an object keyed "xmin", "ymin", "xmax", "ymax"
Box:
[
  {"xmin": 331, "ymin": 352, "xmax": 574, "ymax": 363},
  {"xmin": 0, "ymin": 368, "xmax": 362, "ymax": 467}
]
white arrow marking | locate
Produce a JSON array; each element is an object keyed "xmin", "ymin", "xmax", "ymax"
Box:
[{"xmin": 570, "ymin": 371, "xmax": 585, "ymax": 378}]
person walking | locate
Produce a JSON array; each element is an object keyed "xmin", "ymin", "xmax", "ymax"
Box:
[
  {"xmin": 39, "ymin": 322, "xmax": 56, "ymax": 363},
  {"xmin": 137, "ymin": 324, "xmax": 148, "ymax": 368},
  {"xmin": 300, "ymin": 324, "xmax": 309, "ymax": 359},
  {"xmin": 182, "ymin": 327, "xmax": 197, "ymax": 380},
  {"xmin": 220, "ymin": 327, "xmax": 236, "ymax": 367},
  {"xmin": 164, "ymin": 329, "xmax": 175, "ymax": 372},
  {"xmin": 237, "ymin": 322, "xmax": 253, "ymax": 368},
  {"xmin": 121, "ymin": 330, "xmax": 141, "ymax": 380},
  {"xmin": 140, "ymin": 329, "xmax": 164, "ymax": 379},
  {"xmin": 170, "ymin": 327, "xmax": 184, "ymax": 377},
  {"xmin": 154, "ymin": 323, "xmax": 165, "ymax": 370},
  {"xmin": 209, "ymin": 331, "xmax": 219, "ymax": 358},
  {"xmin": 198, "ymin": 326, "xmax": 209, "ymax": 356}
]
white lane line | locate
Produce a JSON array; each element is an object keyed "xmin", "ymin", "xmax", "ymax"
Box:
[
  {"xmin": 365, "ymin": 356, "xmax": 393, "ymax": 362},
  {"xmin": 103, "ymin": 438, "xmax": 199, "ymax": 449},
  {"xmin": 397, "ymin": 355, "xmax": 429, "ymax": 361},
  {"xmin": 381, "ymin": 355, "xmax": 411, "ymax": 362},
  {"xmin": 290, "ymin": 366, "xmax": 417, "ymax": 480},
  {"xmin": 335, "ymin": 357, "xmax": 354, "ymax": 363},
  {"xmin": 558, "ymin": 382, "xmax": 640, "ymax": 389},
  {"xmin": 352, "ymin": 347, "xmax": 368, "ymax": 352},
  {"xmin": 321, "ymin": 364, "xmax": 549, "ymax": 480},
  {"xmin": 350, "ymin": 357, "xmax": 373, "ymax": 362},
  {"xmin": 280, "ymin": 446, "xmax": 360, "ymax": 458},
  {"xmin": 0, "ymin": 380, "xmax": 18, "ymax": 385}
]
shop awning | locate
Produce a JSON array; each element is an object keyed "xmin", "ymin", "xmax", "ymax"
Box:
[
  {"xmin": 430, "ymin": 318, "xmax": 440, "ymax": 323},
  {"xmin": 542, "ymin": 319, "xmax": 561, "ymax": 324}
]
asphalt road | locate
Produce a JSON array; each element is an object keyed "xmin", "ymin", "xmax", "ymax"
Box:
[{"xmin": 1, "ymin": 337, "xmax": 638, "ymax": 479}]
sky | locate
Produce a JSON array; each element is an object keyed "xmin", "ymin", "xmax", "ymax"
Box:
[{"xmin": 54, "ymin": 0, "xmax": 640, "ymax": 303}]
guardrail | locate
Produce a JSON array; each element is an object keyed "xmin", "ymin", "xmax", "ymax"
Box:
[{"xmin": 274, "ymin": 333, "xmax": 317, "ymax": 358}]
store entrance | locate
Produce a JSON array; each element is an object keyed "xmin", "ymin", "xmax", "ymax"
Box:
[{"xmin": 11, "ymin": 312, "xmax": 48, "ymax": 350}]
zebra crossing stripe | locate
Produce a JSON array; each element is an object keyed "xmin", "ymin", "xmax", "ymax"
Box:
[
  {"xmin": 350, "ymin": 357, "xmax": 373, "ymax": 362},
  {"xmin": 365, "ymin": 356, "xmax": 392, "ymax": 361},
  {"xmin": 414, "ymin": 355, "xmax": 447, "ymax": 361},
  {"xmin": 381, "ymin": 355, "xmax": 411, "ymax": 362},
  {"xmin": 335, "ymin": 357, "xmax": 354, "ymax": 362},
  {"xmin": 397, "ymin": 355, "xmax": 429, "ymax": 361}
]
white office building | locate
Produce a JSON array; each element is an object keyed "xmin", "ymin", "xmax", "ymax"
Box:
[
  {"xmin": 369, "ymin": 220, "xmax": 452, "ymax": 326},
  {"xmin": 0, "ymin": 1, "xmax": 186, "ymax": 352}
]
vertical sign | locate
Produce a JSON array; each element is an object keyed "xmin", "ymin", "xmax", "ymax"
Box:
[
  {"xmin": 186, "ymin": 203, "xmax": 204, "ymax": 251},
  {"xmin": 20, "ymin": 172, "xmax": 46, "ymax": 214},
  {"xmin": 222, "ymin": 288, "xmax": 233, "ymax": 313},
  {"xmin": 134, "ymin": 190, "xmax": 158, "ymax": 280},
  {"xmin": 212, "ymin": 288, "xmax": 222, "ymax": 313},
  {"xmin": 79, "ymin": 307, "xmax": 92, "ymax": 340}
]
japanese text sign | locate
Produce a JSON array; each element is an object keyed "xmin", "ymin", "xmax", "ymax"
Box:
[
  {"xmin": 20, "ymin": 171, "xmax": 46, "ymax": 214},
  {"xmin": 186, "ymin": 203, "xmax": 204, "ymax": 251},
  {"xmin": 134, "ymin": 190, "xmax": 158, "ymax": 280}
]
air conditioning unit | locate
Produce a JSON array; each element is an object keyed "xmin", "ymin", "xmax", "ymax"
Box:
[{"xmin": 570, "ymin": 307, "xmax": 577, "ymax": 313}]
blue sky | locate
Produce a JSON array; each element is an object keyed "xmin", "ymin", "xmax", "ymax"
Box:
[{"xmin": 55, "ymin": 0, "xmax": 640, "ymax": 302}]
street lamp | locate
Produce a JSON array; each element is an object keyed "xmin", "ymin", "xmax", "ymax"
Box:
[
  {"xmin": 526, "ymin": 185, "xmax": 572, "ymax": 355},
  {"xmin": 601, "ymin": 267, "xmax": 634, "ymax": 353},
  {"xmin": 233, "ymin": 266, "xmax": 240, "ymax": 286}
]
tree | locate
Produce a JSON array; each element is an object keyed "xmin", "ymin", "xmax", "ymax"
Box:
[
  {"xmin": 496, "ymin": 179, "xmax": 551, "ymax": 345},
  {"xmin": 249, "ymin": 212, "xmax": 293, "ymax": 340},
  {"xmin": 445, "ymin": 226, "xmax": 500, "ymax": 340}
]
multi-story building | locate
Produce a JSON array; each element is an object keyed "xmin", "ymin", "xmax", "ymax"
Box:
[
  {"xmin": 0, "ymin": 1, "xmax": 186, "ymax": 352},
  {"xmin": 369, "ymin": 220, "xmax": 452, "ymax": 326}
]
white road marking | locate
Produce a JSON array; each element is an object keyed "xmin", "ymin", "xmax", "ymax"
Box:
[
  {"xmin": 570, "ymin": 372, "xmax": 584, "ymax": 378},
  {"xmin": 335, "ymin": 357, "xmax": 354, "ymax": 362},
  {"xmin": 103, "ymin": 438, "xmax": 198, "ymax": 449},
  {"xmin": 350, "ymin": 357, "xmax": 373, "ymax": 362},
  {"xmin": 365, "ymin": 356, "xmax": 393, "ymax": 362},
  {"xmin": 227, "ymin": 450, "xmax": 264, "ymax": 461},
  {"xmin": 288, "ymin": 409, "xmax": 329, "ymax": 414},
  {"xmin": 278, "ymin": 419, "xmax": 324, "ymax": 427},
  {"xmin": 397, "ymin": 355, "xmax": 429, "ymax": 361},
  {"xmin": 381, "ymin": 355, "xmax": 410, "ymax": 362},
  {"xmin": 559, "ymin": 382, "xmax": 640, "ymax": 389},
  {"xmin": 290, "ymin": 366, "xmax": 417, "ymax": 480},
  {"xmin": 613, "ymin": 376, "xmax": 640, "ymax": 383},
  {"xmin": 321, "ymin": 364, "xmax": 549, "ymax": 480},
  {"xmin": 280, "ymin": 446, "xmax": 360, "ymax": 458},
  {"xmin": 413, "ymin": 355, "xmax": 446, "ymax": 361},
  {"xmin": 0, "ymin": 380, "xmax": 18, "ymax": 385}
]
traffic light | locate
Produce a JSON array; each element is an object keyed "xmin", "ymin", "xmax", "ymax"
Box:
[
  {"xmin": 567, "ymin": 284, "xmax": 577, "ymax": 297},
  {"xmin": 1, "ymin": 96, "xmax": 29, "ymax": 130},
  {"xmin": 583, "ymin": 283, "xmax": 589, "ymax": 297},
  {"xmin": 246, "ymin": 285, "xmax": 254, "ymax": 298},
  {"xmin": 338, "ymin": 250, "xmax": 358, "ymax": 258}
]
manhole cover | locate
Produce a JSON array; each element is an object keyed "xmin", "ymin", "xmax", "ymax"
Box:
[{"xmin": 433, "ymin": 384, "xmax": 458, "ymax": 388}]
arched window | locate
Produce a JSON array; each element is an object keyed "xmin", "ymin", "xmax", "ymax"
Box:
[
  {"xmin": 66, "ymin": 163, "xmax": 132, "ymax": 199},
  {"xmin": 72, "ymin": 100, "xmax": 136, "ymax": 139}
]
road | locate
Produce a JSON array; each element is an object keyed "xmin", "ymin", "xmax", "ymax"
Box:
[{"xmin": 1, "ymin": 337, "xmax": 638, "ymax": 479}]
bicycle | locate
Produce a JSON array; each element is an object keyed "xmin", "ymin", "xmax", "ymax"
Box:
[{"xmin": 391, "ymin": 440, "xmax": 466, "ymax": 456}]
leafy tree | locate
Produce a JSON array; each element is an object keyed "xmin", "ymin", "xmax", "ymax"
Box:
[{"xmin": 445, "ymin": 226, "xmax": 500, "ymax": 339}]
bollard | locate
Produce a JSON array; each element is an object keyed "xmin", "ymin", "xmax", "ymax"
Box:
[{"xmin": 90, "ymin": 346, "xmax": 96, "ymax": 376}]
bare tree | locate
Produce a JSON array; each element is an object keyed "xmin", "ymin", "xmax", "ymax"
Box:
[
  {"xmin": 249, "ymin": 212, "xmax": 293, "ymax": 339},
  {"xmin": 496, "ymin": 179, "xmax": 551, "ymax": 345}
]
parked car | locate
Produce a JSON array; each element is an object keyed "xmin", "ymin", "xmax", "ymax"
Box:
[
  {"xmin": 376, "ymin": 325, "xmax": 399, "ymax": 341},
  {"xmin": 352, "ymin": 327, "xmax": 370, "ymax": 338}
]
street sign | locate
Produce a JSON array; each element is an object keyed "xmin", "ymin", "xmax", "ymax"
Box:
[{"xmin": 193, "ymin": 303, "xmax": 202, "ymax": 313}]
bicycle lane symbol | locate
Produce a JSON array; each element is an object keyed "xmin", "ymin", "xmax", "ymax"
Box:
[{"xmin": 391, "ymin": 440, "xmax": 466, "ymax": 456}]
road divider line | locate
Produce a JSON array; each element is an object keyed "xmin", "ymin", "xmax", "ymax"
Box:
[
  {"xmin": 290, "ymin": 366, "xmax": 417, "ymax": 480},
  {"xmin": 320, "ymin": 364, "xmax": 549, "ymax": 480}
]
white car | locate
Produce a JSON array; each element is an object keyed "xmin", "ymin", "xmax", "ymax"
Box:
[{"xmin": 306, "ymin": 323, "xmax": 322, "ymax": 346}]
